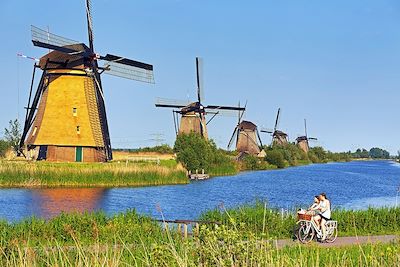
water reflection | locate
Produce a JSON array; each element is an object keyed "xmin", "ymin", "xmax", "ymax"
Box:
[{"xmin": 31, "ymin": 188, "xmax": 106, "ymax": 219}]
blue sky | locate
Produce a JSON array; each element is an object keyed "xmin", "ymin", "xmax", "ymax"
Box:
[{"xmin": 1, "ymin": 0, "xmax": 400, "ymax": 154}]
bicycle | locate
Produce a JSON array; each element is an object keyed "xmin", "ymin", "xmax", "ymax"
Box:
[{"xmin": 296, "ymin": 212, "xmax": 338, "ymax": 243}]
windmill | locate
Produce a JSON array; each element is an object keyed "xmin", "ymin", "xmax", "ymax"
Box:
[
  {"xmin": 155, "ymin": 57, "xmax": 244, "ymax": 139},
  {"xmin": 18, "ymin": 0, "xmax": 154, "ymax": 162},
  {"xmin": 227, "ymin": 103, "xmax": 264, "ymax": 157},
  {"xmin": 261, "ymin": 108, "xmax": 288, "ymax": 146},
  {"xmin": 296, "ymin": 119, "xmax": 317, "ymax": 153}
]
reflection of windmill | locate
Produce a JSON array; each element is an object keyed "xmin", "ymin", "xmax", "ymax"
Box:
[
  {"xmin": 155, "ymin": 57, "xmax": 244, "ymax": 139},
  {"xmin": 18, "ymin": 0, "xmax": 153, "ymax": 162},
  {"xmin": 261, "ymin": 108, "xmax": 288, "ymax": 146},
  {"xmin": 228, "ymin": 103, "xmax": 263, "ymax": 156},
  {"xmin": 296, "ymin": 119, "xmax": 317, "ymax": 153}
]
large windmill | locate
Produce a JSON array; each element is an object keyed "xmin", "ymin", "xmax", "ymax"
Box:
[
  {"xmin": 261, "ymin": 108, "xmax": 288, "ymax": 146},
  {"xmin": 155, "ymin": 57, "xmax": 244, "ymax": 139},
  {"xmin": 296, "ymin": 119, "xmax": 317, "ymax": 153},
  {"xmin": 18, "ymin": 0, "xmax": 154, "ymax": 162},
  {"xmin": 227, "ymin": 104, "xmax": 264, "ymax": 157}
]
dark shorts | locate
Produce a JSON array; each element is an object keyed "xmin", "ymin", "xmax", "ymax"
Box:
[{"xmin": 319, "ymin": 213, "xmax": 330, "ymax": 221}]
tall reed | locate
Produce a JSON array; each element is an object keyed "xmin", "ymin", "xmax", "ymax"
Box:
[{"xmin": 0, "ymin": 161, "xmax": 188, "ymax": 187}]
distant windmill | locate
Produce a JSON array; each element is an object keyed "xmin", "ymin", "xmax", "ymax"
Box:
[
  {"xmin": 227, "ymin": 103, "xmax": 264, "ymax": 157},
  {"xmin": 296, "ymin": 119, "xmax": 317, "ymax": 153},
  {"xmin": 18, "ymin": 0, "xmax": 154, "ymax": 162},
  {"xmin": 155, "ymin": 57, "xmax": 244, "ymax": 139},
  {"xmin": 261, "ymin": 108, "xmax": 288, "ymax": 146}
]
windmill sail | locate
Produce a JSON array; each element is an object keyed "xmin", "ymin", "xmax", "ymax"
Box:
[{"xmin": 31, "ymin": 25, "xmax": 78, "ymax": 48}]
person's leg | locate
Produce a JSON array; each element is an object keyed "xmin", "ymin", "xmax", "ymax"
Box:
[
  {"xmin": 321, "ymin": 218, "xmax": 327, "ymax": 241},
  {"xmin": 313, "ymin": 215, "xmax": 321, "ymax": 228}
]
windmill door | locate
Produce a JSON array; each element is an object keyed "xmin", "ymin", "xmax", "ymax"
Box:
[{"xmin": 75, "ymin": 147, "xmax": 83, "ymax": 162}]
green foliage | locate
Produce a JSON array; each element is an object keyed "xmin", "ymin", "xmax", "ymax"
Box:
[
  {"xmin": 201, "ymin": 202, "xmax": 400, "ymax": 239},
  {"xmin": 353, "ymin": 148, "xmax": 370, "ymax": 158},
  {"xmin": 369, "ymin": 147, "xmax": 390, "ymax": 159},
  {"xmin": 4, "ymin": 119, "xmax": 21, "ymax": 153},
  {"xmin": 0, "ymin": 161, "xmax": 188, "ymax": 187},
  {"xmin": 308, "ymin": 146, "xmax": 351, "ymax": 163},
  {"xmin": 174, "ymin": 133, "xmax": 236, "ymax": 174},
  {"xmin": 264, "ymin": 150, "xmax": 286, "ymax": 168},
  {"xmin": 0, "ymin": 208, "xmax": 399, "ymax": 266},
  {"xmin": 241, "ymin": 155, "xmax": 274, "ymax": 170},
  {"xmin": 0, "ymin": 140, "xmax": 10, "ymax": 158},
  {"xmin": 113, "ymin": 144, "xmax": 174, "ymax": 154}
]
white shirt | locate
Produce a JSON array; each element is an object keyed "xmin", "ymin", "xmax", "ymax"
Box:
[{"xmin": 319, "ymin": 199, "xmax": 331, "ymax": 219}]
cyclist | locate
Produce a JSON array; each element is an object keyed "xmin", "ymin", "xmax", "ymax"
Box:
[
  {"xmin": 313, "ymin": 193, "xmax": 331, "ymax": 242},
  {"xmin": 307, "ymin": 195, "xmax": 320, "ymax": 214}
]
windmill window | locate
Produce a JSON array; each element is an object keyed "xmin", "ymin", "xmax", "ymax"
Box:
[
  {"xmin": 73, "ymin": 107, "xmax": 77, "ymax": 117},
  {"xmin": 32, "ymin": 126, "xmax": 37, "ymax": 137},
  {"xmin": 76, "ymin": 126, "xmax": 81, "ymax": 135}
]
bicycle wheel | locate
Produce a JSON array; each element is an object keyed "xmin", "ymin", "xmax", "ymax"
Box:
[
  {"xmin": 298, "ymin": 222, "xmax": 315, "ymax": 243},
  {"xmin": 325, "ymin": 226, "xmax": 338, "ymax": 243}
]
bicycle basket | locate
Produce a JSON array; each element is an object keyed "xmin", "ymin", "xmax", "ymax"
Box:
[{"xmin": 297, "ymin": 213, "xmax": 312, "ymax": 221}]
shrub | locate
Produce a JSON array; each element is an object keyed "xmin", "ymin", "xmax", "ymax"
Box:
[
  {"xmin": 0, "ymin": 140, "xmax": 10, "ymax": 158},
  {"xmin": 174, "ymin": 133, "xmax": 235, "ymax": 174},
  {"xmin": 265, "ymin": 150, "xmax": 285, "ymax": 168}
]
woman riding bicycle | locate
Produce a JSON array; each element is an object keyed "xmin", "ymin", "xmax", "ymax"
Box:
[{"xmin": 313, "ymin": 193, "xmax": 331, "ymax": 242}]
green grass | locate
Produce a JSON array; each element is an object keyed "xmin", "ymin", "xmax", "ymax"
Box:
[
  {"xmin": 0, "ymin": 160, "xmax": 188, "ymax": 188},
  {"xmin": 0, "ymin": 210, "xmax": 399, "ymax": 266},
  {"xmin": 200, "ymin": 201, "xmax": 400, "ymax": 239}
]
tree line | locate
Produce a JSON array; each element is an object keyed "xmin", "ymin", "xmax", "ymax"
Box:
[{"xmin": 352, "ymin": 148, "xmax": 390, "ymax": 159}]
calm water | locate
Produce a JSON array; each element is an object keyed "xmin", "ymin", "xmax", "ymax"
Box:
[{"xmin": 0, "ymin": 160, "xmax": 399, "ymax": 222}]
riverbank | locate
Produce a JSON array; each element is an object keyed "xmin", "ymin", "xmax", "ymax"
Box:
[
  {"xmin": 201, "ymin": 202, "xmax": 400, "ymax": 238},
  {"xmin": 0, "ymin": 208, "xmax": 398, "ymax": 266},
  {"xmin": 0, "ymin": 160, "xmax": 188, "ymax": 188}
]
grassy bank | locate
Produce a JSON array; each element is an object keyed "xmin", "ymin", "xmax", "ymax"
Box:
[
  {"xmin": 0, "ymin": 160, "xmax": 188, "ymax": 188},
  {"xmin": 201, "ymin": 202, "xmax": 400, "ymax": 239},
  {"xmin": 0, "ymin": 210, "xmax": 399, "ymax": 266}
]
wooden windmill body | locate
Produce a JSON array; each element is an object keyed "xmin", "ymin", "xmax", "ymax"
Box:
[
  {"xmin": 228, "ymin": 107, "xmax": 264, "ymax": 157},
  {"xmin": 261, "ymin": 108, "xmax": 289, "ymax": 146},
  {"xmin": 296, "ymin": 119, "xmax": 317, "ymax": 153},
  {"xmin": 156, "ymin": 57, "xmax": 243, "ymax": 139},
  {"xmin": 18, "ymin": 1, "xmax": 154, "ymax": 162}
]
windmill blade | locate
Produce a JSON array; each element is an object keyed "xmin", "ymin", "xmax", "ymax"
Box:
[
  {"xmin": 31, "ymin": 25, "xmax": 79, "ymax": 48},
  {"xmin": 237, "ymin": 101, "xmax": 241, "ymax": 125},
  {"xmin": 308, "ymin": 137, "xmax": 318, "ymax": 140},
  {"xmin": 274, "ymin": 108, "xmax": 281, "ymax": 131},
  {"xmin": 304, "ymin": 119, "xmax": 308, "ymax": 137},
  {"xmin": 85, "ymin": 0, "xmax": 94, "ymax": 51},
  {"xmin": 238, "ymin": 101, "xmax": 247, "ymax": 123},
  {"xmin": 155, "ymin": 98, "xmax": 190, "ymax": 109},
  {"xmin": 101, "ymin": 54, "xmax": 154, "ymax": 83},
  {"xmin": 102, "ymin": 60, "xmax": 154, "ymax": 83},
  {"xmin": 196, "ymin": 57, "xmax": 204, "ymax": 103},
  {"xmin": 256, "ymin": 129, "xmax": 263, "ymax": 147},
  {"xmin": 205, "ymin": 105, "xmax": 245, "ymax": 111},
  {"xmin": 205, "ymin": 108, "xmax": 240, "ymax": 117},
  {"xmin": 227, "ymin": 127, "xmax": 238, "ymax": 149},
  {"xmin": 260, "ymin": 127, "xmax": 273, "ymax": 134},
  {"xmin": 32, "ymin": 40, "xmax": 86, "ymax": 56},
  {"xmin": 100, "ymin": 54, "xmax": 153, "ymax": 70}
]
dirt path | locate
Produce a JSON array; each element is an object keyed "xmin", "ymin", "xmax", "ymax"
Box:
[{"xmin": 274, "ymin": 235, "xmax": 399, "ymax": 248}]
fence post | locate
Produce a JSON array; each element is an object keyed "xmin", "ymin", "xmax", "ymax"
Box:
[
  {"xmin": 183, "ymin": 224, "xmax": 188, "ymax": 239},
  {"xmin": 177, "ymin": 223, "xmax": 181, "ymax": 236},
  {"xmin": 195, "ymin": 223, "xmax": 200, "ymax": 237}
]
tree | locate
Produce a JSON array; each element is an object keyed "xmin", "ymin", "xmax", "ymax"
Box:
[
  {"xmin": 369, "ymin": 147, "xmax": 390, "ymax": 159},
  {"xmin": 174, "ymin": 133, "xmax": 214, "ymax": 172},
  {"xmin": 4, "ymin": 119, "xmax": 21, "ymax": 153},
  {"xmin": 0, "ymin": 140, "xmax": 10, "ymax": 158},
  {"xmin": 265, "ymin": 150, "xmax": 285, "ymax": 168}
]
